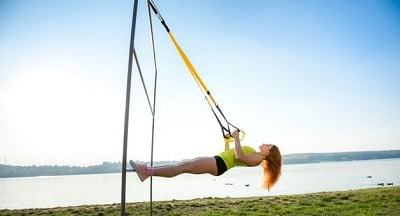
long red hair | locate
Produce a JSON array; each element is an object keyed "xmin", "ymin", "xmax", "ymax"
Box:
[{"xmin": 261, "ymin": 145, "xmax": 282, "ymax": 191}]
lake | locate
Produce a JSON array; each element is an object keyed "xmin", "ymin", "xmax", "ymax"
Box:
[{"xmin": 1, "ymin": 159, "xmax": 399, "ymax": 210}]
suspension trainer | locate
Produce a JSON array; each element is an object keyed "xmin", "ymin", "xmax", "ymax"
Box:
[{"xmin": 147, "ymin": 0, "xmax": 245, "ymax": 149}]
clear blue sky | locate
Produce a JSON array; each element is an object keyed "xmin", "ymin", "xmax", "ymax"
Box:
[{"xmin": 1, "ymin": 0, "xmax": 399, "ymax": 166}]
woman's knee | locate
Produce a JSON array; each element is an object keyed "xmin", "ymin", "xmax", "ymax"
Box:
[
  {"xmin": 179, "ymin": 158, "xmax": 214, "ymax": 174},
  {"xmin": 178, "ymin": 161, "xmax": 193, "ymax": 173}
]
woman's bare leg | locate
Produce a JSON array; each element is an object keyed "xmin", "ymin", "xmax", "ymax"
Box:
[
  {"xmin": 153, "ymin": 157, "xmax": 218, "ymax": 177},
  {"xmin": 131, "ymin": 157, "xmax": 218, "ymax": 182}
]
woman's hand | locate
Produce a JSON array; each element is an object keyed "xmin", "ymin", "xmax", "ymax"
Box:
[{"xmin": 231, "ymin": 130, "xmax": 240, "ymax": 140}]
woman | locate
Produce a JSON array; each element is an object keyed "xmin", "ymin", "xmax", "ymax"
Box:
[{"xmin": 130, "ymin": 130, "xmax": 282, "ymax": 190}]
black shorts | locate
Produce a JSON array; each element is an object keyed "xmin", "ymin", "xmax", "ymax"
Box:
[{"xmin": 214, "ymin": 155, "xmax": 227, "ymax": 176}]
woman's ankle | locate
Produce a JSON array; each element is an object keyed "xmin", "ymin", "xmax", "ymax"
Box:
[{"xmin": 145, "ymin": 167, "xmax": 154, "ymax": 176}]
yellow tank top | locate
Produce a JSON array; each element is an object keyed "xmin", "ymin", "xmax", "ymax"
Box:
[{"xmin": 218, "ymin": 146, "xmax": 256, "ymax": 169}]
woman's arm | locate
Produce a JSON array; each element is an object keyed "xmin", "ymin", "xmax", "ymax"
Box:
[
  {"xmin": 232, "ymin": 130, "xmax": 245, "ymax": 159},
  {"xmin": 232, "ymin": 130, "xmax": 264, "ymax": 166}
]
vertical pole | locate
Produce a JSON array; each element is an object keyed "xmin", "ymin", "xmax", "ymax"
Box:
[
  {"xmin": 147, "ymin": 2, "xmax": 156, "ymax": 215},
  {"xmin": 121, "ymin": 0, "xmax": 138, "ymax": 215}
]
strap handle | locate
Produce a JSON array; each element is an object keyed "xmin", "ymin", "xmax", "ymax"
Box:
[
  {"xmin": 224, "ymin": 130, "xmax": 246, "ymax": 142},
  {"xmin": 224, "ymin": 130, "xmax": 246, "ymax": 150}
]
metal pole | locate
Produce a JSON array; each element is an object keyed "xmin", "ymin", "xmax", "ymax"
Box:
[
  {"xmin": 121, "ymin": 0, "xmax": 138, "ymax": 215},
  {"xmin": 146, "ymin": 2, "xmax": 157, "ymax": 215}
]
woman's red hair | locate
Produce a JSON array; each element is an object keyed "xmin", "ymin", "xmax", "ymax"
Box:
[{"xmin": 261, "ymin": 145, "xmax": 282, "ymax": 191}]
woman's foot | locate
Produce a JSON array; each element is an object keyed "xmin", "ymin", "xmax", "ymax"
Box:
[{"xmin": 130, "ymin": 160, "xmax": 149, "ymax": 182}]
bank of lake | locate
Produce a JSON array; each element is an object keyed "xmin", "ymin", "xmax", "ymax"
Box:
[{"xmin": 1, "ymin": 186, "xmax": 399, "ymax": 216}]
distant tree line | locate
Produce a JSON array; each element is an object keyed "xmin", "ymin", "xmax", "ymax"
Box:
[
  {"xmin": 1, "ymin": 150, "xmax": 399, "ymax": 178},
  {"xmin": 283, "ymin": 150, "xmax": 400, "ymax": 164},
  {"xmin": 0, "ymin": 162, "xmax": 121, "ymax": 178}
]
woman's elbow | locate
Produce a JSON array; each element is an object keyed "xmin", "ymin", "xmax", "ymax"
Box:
[{"xmin": 237, "ymin": 157, "xmax": 259, "ymax": 167}]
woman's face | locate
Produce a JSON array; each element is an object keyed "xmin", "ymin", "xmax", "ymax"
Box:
[{"xmin": 259, "ymin": 144, "xmax": 274, "ymax": 156}]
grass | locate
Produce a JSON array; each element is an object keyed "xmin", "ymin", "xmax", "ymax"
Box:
[{"xmin": 1, "ymin": 186, "xmax": 399, "ymax": 215}]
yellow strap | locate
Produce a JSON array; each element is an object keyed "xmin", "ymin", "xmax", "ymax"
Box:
[
  {"xmin": 168, "ymin": 32, "xmax": 217, "ymax": 106},
  {"xmin": 224, "ymin": 140, "xmax": 230, "ymax": 151},
  {"xmin": 149, "ymin": 1, "xmax": 244, "ymax": 150},
  {"xmin": 167, "ymin": 31, "xmax": 246, "ymax": 148}
]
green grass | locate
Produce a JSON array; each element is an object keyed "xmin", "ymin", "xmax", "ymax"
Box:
[{"xmin": 1, "ymin": 186, "xmax": 399, "ymax": 215}]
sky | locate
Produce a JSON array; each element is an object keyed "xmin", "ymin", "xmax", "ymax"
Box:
[{"xmin": 0, "ymin": 0, "xmax": 399, "ymax": 166}]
